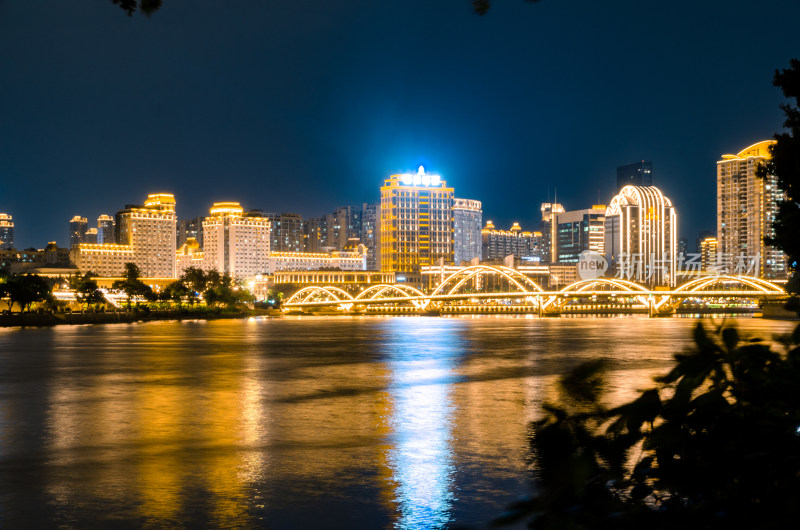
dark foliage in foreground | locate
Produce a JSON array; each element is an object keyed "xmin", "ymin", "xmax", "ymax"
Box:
[
  {"xmin": 497, "ymin": 322, "xmax": 800, "ymax": 529},
  {"xmin": 759, "ymin": 58, "xmax": 800, "ymax": 295}
]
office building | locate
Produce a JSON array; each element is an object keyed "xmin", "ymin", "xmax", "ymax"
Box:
[
  {"xmin": 604, "ymin": 185, "xmax": 677, "ymax": 286},
  {"xmin": 481, "ymin": 221, "xmax": 542, "ymax": 262},
  {"xmin": 69, "ymin": 216, "xmax": 88, "ymax": 247},
  {"xmin": 552, "ymin": 205, "xmax": 606, "ymax": 264},
  {"xmin": 266, "ymin": 213, "xmax": 304, "ymax": 253},
  {"xmin": 538, "ymin": 202, "xmax": 564, "ymax": 263},
  {"xmin": 453, "ymin": 198, "xmax": 482, "ymax": 265},
  {"xmin": 83, "ymin": 228, "xmax": 98, "ymax": 244},
  {"xmin": 717, "ymin": 140, "xmax": 786, "ymax": 278},
  {"xmin": 616, "ymin": 161, "xmax": 653, "ymax": 190},
  {"xmin": 380, "ymin": 166, "xmax": 454, "ymax": 273},
  {"xmin": 202, "ymin": 202, "xmax": 270, "ymax": 280},
  {"xmin": 177, "ymin": 217, "xmax": 204, "ymax": 249},
  {"xmin": 0, "ymin": 213, "xmax": 13, "ymax": 250},
  {"xmin": 72, "ymin": 193, "xmax": 178, "ymax": 278},
  {"xmin": 97, "ymin": 215, "xmax": 115, "ymax": 244}
]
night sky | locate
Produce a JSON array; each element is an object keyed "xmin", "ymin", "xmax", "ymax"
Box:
[{"xmin": 2, "ymin": 0, "xmax": 799, "ymax": 249}]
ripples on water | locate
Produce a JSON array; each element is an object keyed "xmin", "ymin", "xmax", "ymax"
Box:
[{"xmin": 0, "ymin": 316, "xmax": 794, "ymax": 528}]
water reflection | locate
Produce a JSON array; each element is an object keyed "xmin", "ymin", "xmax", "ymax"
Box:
[
  {"xmin": 0, "ymin": 316, "xmax": 794, "ymax": 528},
  {"xmin": 382, "ymin": 318, "xmax": 457, "ymax": 529}
]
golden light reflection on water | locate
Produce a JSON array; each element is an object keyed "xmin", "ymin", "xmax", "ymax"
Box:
[{"xmin": 0, "ymin": 316, "xmax": 793, "ymax": 527}]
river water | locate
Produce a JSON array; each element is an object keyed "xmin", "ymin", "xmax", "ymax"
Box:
[{"xmin": 0, "ymin": 315, "xmax": 795, "ymax": 528}]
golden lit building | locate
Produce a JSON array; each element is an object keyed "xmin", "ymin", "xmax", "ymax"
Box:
[
  {"xmin": 71, "ymin": 193, "xmax": 177, "ymax": 278},
  {"xmin": 0, "ymin": 213, "xmax": 13, "ymax": 250},
  {"xmin": 380, "ymin": 166, "xmax": 454, "ymax": 273},
  {"xmin": 266, "ymin": 247, "xmax": 367, "ymax": 274},
  {"xmin": 604, "ymin": 185, "xmax": 677, "ymax": 286},
  {"xmin": 202, "ymin": 202, "xmax": 270, "ymax": 280},
  {"xmin": 480, "ymin": 221, "xmax": 542, "ymax": 262},
  {"xmin": 717, "ymin": 141, "xmax": 786, "ymax": 278},
  {"xmin": 700, "ymin": 236, "xmax": 718, "ymax": 273},
  {"xmin": 175, "ymin": 237, "xmax": 205, "ymax": 276}
]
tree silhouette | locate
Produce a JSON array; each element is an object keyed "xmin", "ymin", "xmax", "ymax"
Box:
[
  {"xmin": 499, "ymin": 322, "xmax": 800, "ymax": 529},
  {"xmin": 111, "ymin": 0, "xmax": 162, "ymax": 17},
  {"xmin": 112, "ymin": 263, "xmax": 154, "ymax": 308},
  {"xmin": 760, "ymin": 58, "xmax": 800, "ymax": 294}
]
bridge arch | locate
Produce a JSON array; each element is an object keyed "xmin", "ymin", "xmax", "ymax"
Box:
[
  {"xmin": 284, "ymin": 286, "xmax": 354, "ymax": 305},
  {"xmin": 430, "ymin": 265, "xmax": 543, "ymax": 297},
  {"xmin": 674, "ymin": 274, "xmax": 786, "ymax": 294},
  {"xmin": 355, "ymin": 284, "xmax": 425, "ymax": 301}
]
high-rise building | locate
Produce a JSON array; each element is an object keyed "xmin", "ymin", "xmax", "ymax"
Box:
[
  {"xmin": 97, "ymin": 215, "xmax": 115, "ymax": 244},
  {"xmin": 303, "ymin": 216, "xmax": 328, "ymax": 253},
  {"xmin": 202, "ymin": 202, "xmax": 270, "ymax": 280},
  {"xmin": 177, "ymin": 217, "xmax": 204, "ymax": 249},
  {"xmin": 83, "ymin": 228, "xmax": 98, "ymax": 244},
  {"xmin": 604, "ymin": 185, "xmax": 677, "ymax": 286},
  {"xmin": 266, "ymin": 213, "xmax": 304, "ymax": 253},
  {"xmin": 326, "ymin": 206, "xmax": 363, "ymax": 250},
  {"xmin": 616, "ymin": 161, "xmax": 654, "ymax": 190},
  {"xmin": 481, "ymin": 221, "xmax": 542, "ymax": 262},
  {"xmin": 552, "ymin": 205, "xmax": 606, "ymax": 264},
  {"xmin": 539, "ymin": 202, "xmax": 564, "ymax": 264},
  {"xmin": 700, "ymin": 237, "xmax": 718, "ymax": 272},
  {"xmin": 72, "ymin": 193, "xmax": 178, "ymax": 278},
  {"xmin": 69, "ymin": 216, "xmax": 88, "ymax": 247},
  {"xmin": 361, "ymin": 202, "xmax": 379, "ymax": 270},
  {"xmin": 380, "ymin": 166, "xmax": 454, "ymax": 273},
  {"xmin": 0, "ymin": 213, "xmax": 14, "ymax": 250},
  {"xmin": 453, "ymin": 198, "xmax": 482, "ymax": 265},
  {"xmin": 717, "ymin": 140, "xmax": 786, "ymax": 279}
]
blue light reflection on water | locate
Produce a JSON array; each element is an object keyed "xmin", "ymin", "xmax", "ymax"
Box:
[{"xmin": 383, "ymin": 318, "xmax": 459, "ymax": 529}]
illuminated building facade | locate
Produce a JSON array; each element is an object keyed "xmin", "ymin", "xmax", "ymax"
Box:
[
  {"xmin": 380, "ymin": 166, "xmax": 454, "ymax": 273},
  {"xmin": 83, "ymin": 228, "xmax": 98, "ymax": 244},
  {"xmin": 72, "ymin": 193, "xmax": 177, "ymax": 278},
  {"xmin": 453, "ymin": 198, "xmax": 482, "ymax": 265},
  {"xmin": 604, "ymin": 185, "xmax": 677, "ymax": 286},
  {"xmin": 616, "ymin": 161, "xmax": 653, "ymax": 190},
  {"xmin": 202, "ymin": 202, "xmax": 270, "ymax": 280},
  {"xmin": 539, "ymin": 202, "xmax": 564, "ymax": 263},
  {"xmin": 0, "ymin": 213, "xmax": 14, "ymax": 250},
  {"xmin": 267, "ymin": 247, "xmax": 367, "ymax": 274},
  {"xmin": 717, "ymin": 140, "xmax": 786, "ymax": 279},
  {"xmin": 97, "ymin": 215, "xmax": 115, "ymax": 244},
  {"xmin": 481, "ymin": 221, "xmax": 542, "ymax": 262},
  {"xmin": 551, "ymin": 205, "xmax": 606, "ymax": 264},
  {"xmin": 175, "ymin": 237, "xmax": 205, "ymax": 276},
  {"xmin": 69, "ymin": 216, "xmax": 88, "ymax": 247},
  {"xmin": 266, "ymin": 213, "xmax": 304, "ymax": 252},
  {"xmin": 700, "ymin": 236, "xmax": 718, "ymax": 272}
]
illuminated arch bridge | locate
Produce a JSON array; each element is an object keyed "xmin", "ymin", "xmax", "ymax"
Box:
[{"xmin": 283, "ymin": 265, "xmax": 787, "ymax": 315}]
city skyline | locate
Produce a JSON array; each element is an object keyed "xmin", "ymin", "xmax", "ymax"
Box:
[{"xmin": 2, "ymin": 1, "xmax": 800, "ymax": 248}]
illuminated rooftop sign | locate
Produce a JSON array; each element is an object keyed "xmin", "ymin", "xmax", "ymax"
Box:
[{"xmin": 400, "ymin": 166, "xmax": 442, "ymax": 187}]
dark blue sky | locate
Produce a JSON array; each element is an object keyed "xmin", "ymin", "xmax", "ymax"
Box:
[{"xmin": 1, "ymin": 0, "xmax": 799, "ymax": 248}]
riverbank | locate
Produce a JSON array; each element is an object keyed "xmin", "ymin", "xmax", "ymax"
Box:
[{"xmin": 0, "ymin": 308, "xmax": 282, "ymax": 328}]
